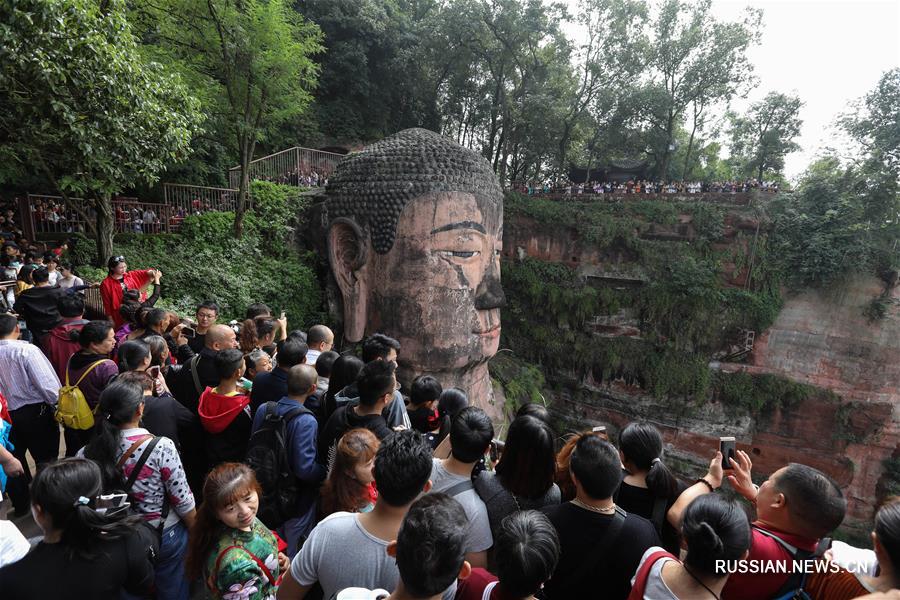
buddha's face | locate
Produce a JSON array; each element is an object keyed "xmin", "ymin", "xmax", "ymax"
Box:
[{"xmin": 330, "ymin": 191, "xmax": 504, "ymax": 375}]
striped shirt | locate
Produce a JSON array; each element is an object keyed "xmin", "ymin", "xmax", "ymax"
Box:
[{"xmin": 0, "ymin": 340, "xmax": 60, "ymax": 411}]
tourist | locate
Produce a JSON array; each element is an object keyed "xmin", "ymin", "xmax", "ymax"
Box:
[
  {"xmin": 61, "ymin": 320, "xmax": 118, "ymax": 455},
  {"xmin": 555, "ymin": 429, "xmax": 607, "ymax": 501},
  {"xmin": 305, "ymin": 324, "xmax": 335, "ymax": 365},
  {"xmin": 515, "ymin": 402, "xmax": 552, "ymax": 424},
  {"xmin": 117, "ymin": 370, "xmax": 196, "ymax": 453},
  {"xmin": 185, "ymin": 463, "xmax": 289, "ymax": 600},
  {"xmin": 44, "ymin": 253, "xmax": 60, "ymax": 285},
  {"xmin": 99, "ymin": 255, "xmax": 158, "ymax": 328},
  {"xmin": 189, "ymin": 300, "xmax": 219, "ymax": 353},
  {"xmin": 240, "ymin": 315, "xmax": 278, "ymax": 354},
  {"xmin": 616, "ymin": 422, "xmax": 686, "ymax": 554},
  {"xmin": 321, "ymin": 354, "xmax": 364, "ymax": 424},
  {"xmin": 541, "ymin": 435, "xmax": 660, "ymax": 599},
  {"xmin": 57, "ymin": 263, "xmax": 84, "ymax": 290},
  {"xmin": 428, "ymin": 406, "xmax": 494, "ymax": 568},
  {"xmin": 82, "ymin": 380, "xmax": 196, "ymax": 600},
  {"xmin": 628, "ymin": 494, "xmax": 750, "ymax": 599},
  {"xmin": 250, "ymin": 336, "xmax": 307, "ymax": 412},
  {"xmin": 244, "ymin": 348, "xmax": 273, "ymax": 381},
  {"xmin": 0, "ymin": 519, "xmax": 29, "ymax": 568},
  {"xmin": 455, "ymin": 510, "xmax": 560, "ymax": 600},
  {"xmin": 806, "ymin": 497, "xmax": 900, "ymax": 598},
  {"xmin": 360, "ymin": 333, "xmax": 410, "ymax": 429},
  {"xmin": 0, "ymin": 458, "xmax": 154, "ymax": 599},
  {"xmin": 249, "ymin": 364, "xmax": 325, "ymax": 556},
  {"xmin": 278, "ymin": 430, "xmax": 459, "ymax": 600},
  {"xmin": 475, "ymin": 415, "xmax": 561, "ymax": 538},
  {"xmin": 312, "ymin": 350, "xmax": 339, "ymax": 406},
  {"xmin": 319, "ymin": 427, "xmax": 380, "ymax": 519},
  {"xmin": 432, "ymin": 387, "xmax": 469, "ymax": 456},
  {"xmin": 407, "ymin": 375, "xmax": 443, "ymax": 442},
  {"xmin": 42, "ymin": 293, "xmax": 90, "ymax": 380},
  {"xmin": 13, "ymin": 265, "xmax": 65, "ymax": 346},
  {"xmin": 379, "ymin": 494, "xmax": 470, "ymax": 600},
  {"xmin": 198, "ymin": 348, "xmax": 254, "ymax": 464},
  {"xmin": 0, "ymin": 313, "xmax": 60, "ymax": 515},
  {"xmin": 171, "ymin": 323, "xmax": 238, "ymax": 414},
  {"xmin": 666, "ymin": 451, "xmax": 846, "ymax": 600},
  {"xmin": 319, "ymin": 359, "xmax": 397, "ymax": 460}
]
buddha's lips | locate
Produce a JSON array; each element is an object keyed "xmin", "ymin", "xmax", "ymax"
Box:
[{"xmin": 474, "ymin": 324, "xmax": 501, "ymax": 337}]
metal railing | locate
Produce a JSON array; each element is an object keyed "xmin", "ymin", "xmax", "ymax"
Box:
[
  {"xmin": 162, "ymin": 183, "xmax": 242, "ymax": 218},
  {"xmin": 228, "ymin": 147, "xmax": 345, "ymax": 189}
]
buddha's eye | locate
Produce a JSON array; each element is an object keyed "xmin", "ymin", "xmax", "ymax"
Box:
[{"xmin": 436, "ymin": 250, "xmax": 480, "ymax": 259}]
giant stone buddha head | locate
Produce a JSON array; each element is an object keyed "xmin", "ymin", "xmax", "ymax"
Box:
[{"xmin": 325, "ymin": 128, "xmax": 505, "ymax": 415}]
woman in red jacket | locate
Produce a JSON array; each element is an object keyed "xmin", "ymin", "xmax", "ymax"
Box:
[{"xmin": 100, "ymin": 255, "xmax": 158, "ymax": 329}]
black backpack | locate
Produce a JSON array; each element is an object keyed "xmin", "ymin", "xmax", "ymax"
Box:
[{"xmin": 245, "ymin": 401, "xmax": 310, "ymax": 529}]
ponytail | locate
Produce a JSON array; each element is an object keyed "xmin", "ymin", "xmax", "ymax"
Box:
[
  {"xmin": 240, "ymin": 316, "xmax": 275, "ymax": 353},
  {"xmin": 620, "ymin": 422, "xmax": 680, "ymax": 501},
  {"xmin": 31, "ymin": 458, "xmax": 140, "ymax": 560},
  {"xmin": 82, "ymin": 381, "xmax": 145, "ymax": 491},
  {"xmin": 436, "ymin": 387, "xmax": 468, "ymax": 446},
  {"xmin": 117, "ymin": 340, "xmax": 150, "ymax": 373}
]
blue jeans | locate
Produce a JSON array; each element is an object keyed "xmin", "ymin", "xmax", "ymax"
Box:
[{"xmin": 155, "ymin": 520, "xmax": 190, "ymax": 600}]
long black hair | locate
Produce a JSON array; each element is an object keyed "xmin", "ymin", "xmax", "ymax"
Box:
[
  {"xmin": 875, "ymin": 498, "xmax": 900, "ymax": 574},
  {"xmin": 82, "ymin": 381, "xmax": 146, "ymax": 490},
  {"xmin": 436, "ymin": 387, "xmax": 469, "ymax": 446},
  {"xmin": 117, "ymin": 340, "xmax": 150, "ymax": 373},
  {"xmin": 619, "ymin": 422, "xmax": 680, "ymax": 501},
  {"xmin": 682, "ymin": 494, "xmax": 751, "ymax": 575},
  {"xmin": 495, "ymin": 415, "xmax": 557, "ymax": 499},
  {"xmin": 323, "ymin": 354, "xmax": 364, "ymax": 422},
  {"xmin": 31, "ymin": 458, "xmax": 140, "ymax": 559}
]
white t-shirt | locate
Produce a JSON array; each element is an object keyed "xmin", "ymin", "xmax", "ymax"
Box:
[
  {"xmin": 0, "ymin": 520, "xmax": 31, "ymax": 568},
  {"xmin": 292, "ymin": 512, "xmax": 456, "ymax": 600}
]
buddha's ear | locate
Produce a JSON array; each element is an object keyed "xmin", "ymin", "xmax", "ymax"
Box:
[{"xmin": 328, "ymin": 218, "xmax": 369, "ymax": 342}]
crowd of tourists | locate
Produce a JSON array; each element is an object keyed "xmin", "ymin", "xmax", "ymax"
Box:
[
  {"xmin": 519, "ymin": 178, "xmax": 780, "ymax": 196},
  {"xmin": 256, "ymin": 168, "xmax": 330, "ymax": 188},
  {"xmin": 0, "ymin": 253, "xmax": 896, "ymax": 600}
]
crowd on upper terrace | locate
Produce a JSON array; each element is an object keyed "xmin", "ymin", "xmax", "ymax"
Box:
[
  {"xmin": 518, "ymin": 178, "xmax": 781, "ymax": 196},
  {"xmin": 0, "ymin": 249, "xmax": 895, "ymax": 600}
]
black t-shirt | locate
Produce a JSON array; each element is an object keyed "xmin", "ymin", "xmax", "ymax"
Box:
[
  {"xmin": 541, "ymin": 502, "xmax": 660, "ymax": 600},
  {"xmin": 0, "ymin": 533, "xmax": 154, "ymax": 599},
  {"xmin": 615, "ymin": 480, "xmax": 682, "ymax": 555},
  {"xmin": 141, "ymin": 391, "xmax": 197, "ymax": 450},
  {"xmin": 318, "ymin": 404, "xmax": 392, "ymax": 463}
]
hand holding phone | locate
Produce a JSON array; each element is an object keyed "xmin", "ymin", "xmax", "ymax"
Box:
[{"xmin": 181, "ymin": 326, "xmax": 196, "ymax": 339}]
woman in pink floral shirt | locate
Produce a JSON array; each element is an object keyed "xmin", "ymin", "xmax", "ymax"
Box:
[{"xmin": 83, "ymin": 379, "xmax": 196, "ymax": 600}]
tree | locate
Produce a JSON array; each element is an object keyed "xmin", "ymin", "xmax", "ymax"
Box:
[
  {"xmin": 642, "ymin": 0, "xmax": 761, "ymax": 180},
  {"xmin": 555, "ymin": 0, "xmax": 647, "ymax": 173},
  {"xmin": 843, "ymin": 68, "xmax": 900, "ymax": 176},
  {"xmin": 136, "ymin": 0, "xmax": 323, "ymax": 236},
  {"xmin": 0, "ymin": 0, "xmax": 202, "ymax": 265},
  {"xmin": 730, "ymin": 92, "xmax": 803, "ymax": 181}
]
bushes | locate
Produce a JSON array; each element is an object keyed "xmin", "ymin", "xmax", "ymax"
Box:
[{"xmin": 72, "ymin": 182, "xmax": 324, "ymax": 325}]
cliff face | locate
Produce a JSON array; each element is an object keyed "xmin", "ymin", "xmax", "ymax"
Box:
[{"xmin": 500, "ymin": 200, "xmax": 899, "ymax": 535}]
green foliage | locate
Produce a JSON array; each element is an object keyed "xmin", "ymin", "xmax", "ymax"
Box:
[
  {"xmin": 729, "ymin": 92, "xmax": 804, "ymax": 181},
  {"xmin": 489, "ymin": 352, "xmax": 546, "ymax": 415},
  {"xmin": 712, "ymin": 371, "xmax": 812, "ymax": 416},
  {"xmin": 72, "ymin": 183, "xmax": 323, "ymax": 324},
  {"xmin": 0, "ymin": 0, "xmax": 204, "ymax": 262},
  {"xmin": 769, "ymin": 157, "xmax": 899, "ymax": 288}
]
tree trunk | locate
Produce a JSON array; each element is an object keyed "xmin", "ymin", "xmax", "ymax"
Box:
[
  {"xmin": 94, "ymin": 193, "xmax": 114, "ymax": 267},
  {"xmin": 681, "ymin": 121, "xmax": 698, "ymax": 181},
  {"xmin": 234, "ymin": 161, "xmax": 250, "ymax": 238},
  {"xmin": 757, "ymin": 162, "xmax": 764, "ymax": 182},
  {"xmin": 658, "ymin": 112, "xmax": 676, "ymax": 180}
]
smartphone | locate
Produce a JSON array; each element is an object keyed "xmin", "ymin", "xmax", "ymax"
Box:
[
  {"xmin": 181, "ymin": 326, "xmax": 196, "ymax": 339},
  {"xmin": 280, "ymin": 311, "xmax": 286, "ymax": 320},
  {"xmin": 720, "ymin": 436, "xmax": 736, "ymax": 469},
  {"xmin": 94, "ymin": 493, "xmax": 130, "ymax": 516},
  {"xmin": 148, "ymin": 365, "xmax": 161, "ymax": 379}
]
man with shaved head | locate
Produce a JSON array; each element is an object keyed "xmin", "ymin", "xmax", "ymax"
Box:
[
  {"xmin": 305, "ymin": 324, "xmax": 334, "ymax": 365},
  {"xmin": 251, "ymin": 363, "xmax": 326, "ymax": 556}
]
